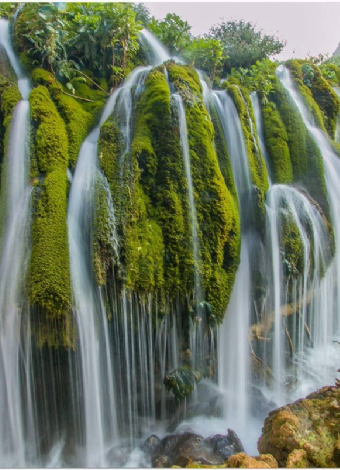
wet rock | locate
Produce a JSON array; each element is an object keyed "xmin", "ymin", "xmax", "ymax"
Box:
[
  {"xmin": 141, "ymin": 434, "xmax": 162, "ymax": 456},
  {"xmin": 206, "ymin": 429, "xmax": 244, "ymax": 459},
  {"xmin": 152, "ymin": 454, "xmax": 172, "ymax": 468},
  {"xmin": 225, "ymin": 452, "xmax": 278, "ymax": 468},
  {"xmin": 249, "ymin": 386, "xmax": 276, "ymax": 419},
  {"xmin": 258, "ymin": 385, "xmax": 340, "ymax": 467},
  {"xmin": 160, "ymin": 433, "xmax": 183, "ymax": 456},
  {"xmin": 171, "ymin": 432, "xmax": 223, "ymax": 467}
]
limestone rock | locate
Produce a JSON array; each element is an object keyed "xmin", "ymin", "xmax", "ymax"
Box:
[
  {"xmin": 258, "ymin": 385, "xmax": 340, "ymax": 467},
  {"xmin": 225, "ymin": 452, "xmax": 278, "ymax": 468}
]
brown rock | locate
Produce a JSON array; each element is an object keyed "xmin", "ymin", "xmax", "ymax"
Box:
[
  {"xmin": 258, "ymin": 386, "xmax": 340, "ymax": 467},
  {"xmin": 225, "ymin": 452, "xmax": 278, "ymax": 468},
  {"xmin": 286, "ymin": 449, "xmax": 310, "ymax": 468}
]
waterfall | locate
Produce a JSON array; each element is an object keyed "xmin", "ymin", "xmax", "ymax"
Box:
[
  {"xmin": 67, "ymin": 33, "xmax": 171, "ymax": 465},
  {"xmin": 275, "ymin": 65, "xmax": 340, "ymax": 394},
  {"xmin": 139, "ymin": 29, "xmax": 171, "ymax": 66},
  {"xmin": 210, "ymin": 89, "xmax": 256, "ymax": 448},
  {"xmin": 0, "ymin": 19, "xmax": 34, "ymax": 467},
  {"xmin": 250, "ymin": 92, "xmax": 273, "ymax": 184}
]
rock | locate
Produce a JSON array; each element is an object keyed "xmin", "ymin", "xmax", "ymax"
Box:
[
  {"xmin": 206, "ymin": 429, "xmax": 244, "ymax": 459},
  {"xmin": 152, "ymin": 454, "xmax": 172, "ymax": 468},
  {"xmin": 286, "ymin": 449, "xmax": 310, "ymax": 468},
  {"xmin": 171, "ymin": 432, "xmax": 223, "ymax": 467},
  {"xmin": 225, "ymin": 452, "xmax": 278, "ymax": 468},
  {"xmin": 249, "ymin": 386, "xmax": 276, "ymax": 419},
  {"xmin": 258, "ymin": 385, "xmax": 340, "ymax": 467},
  {"xmin": 141, "ymin": 434, "xmax": 162, "ymax": 456}
]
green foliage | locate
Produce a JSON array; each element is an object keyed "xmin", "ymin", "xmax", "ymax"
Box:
[
  {"xmin": 183, "ymin": 36, "xmax": 225, "ymax": 83},
  {"xmin": 164, "ymin": 366, "xmax": 204, "ymax": 405},
  {"xmin": 209, "ymin": 19, "xmax": 286, "ymax": 73},
  {"xmin": 148, "ymin": 13, "xmax": 191, "ymax": 55},
  {"xmin": 29, "ymin": 86, "xmax": 72, "ymax": 345},
  {"xmin": 133, "ymin": 2, "xmax": 151, "ymax": 27},
  {"xmin": 0, "ymin": 3, "xmax": 17, "ymax": 19}
]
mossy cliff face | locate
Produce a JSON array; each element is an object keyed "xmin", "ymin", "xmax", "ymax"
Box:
[
  {"xmin": 31, "ymin": 68, "xmax": 106, "ymax": 167},
  {"xmin": 271, "ymin": 77, "xmax": 330, "ymax": 221},
  {"xmin": 258, "ymin": 386, "xmax": 340, "ymax": 468},
  {"xmin": 286, "ymin": 60, "xmax": 340, "ymax": 139},
  {"xmin": 224, "ymin": 83, "xmax": 269, "ymax": 216},
  {"xmin": 29, "ymin": 85, "xmax": 72, "ymax": 347},
  {"xmin": 260, "ymin": 100, "xmax": 293, "ymax": 184},
  {"xmin": 0, "ymin": 74, "xmax": 21, "ymax": 219},
  {"xmin": 98, "ymin": 63, "xmax": 241, "ymax": 322}
]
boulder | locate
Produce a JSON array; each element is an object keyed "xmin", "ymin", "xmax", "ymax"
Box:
[
  {"xmin": 206, "ymin": 429, "xmax": 244, "ymax": 459},
  {"xmin": 225, "ymin": 452, "xmax": 278, "ymax": 468},
  {"xmin": 258, "ymin": 385, "xmax": 340, "ymax": 467}
]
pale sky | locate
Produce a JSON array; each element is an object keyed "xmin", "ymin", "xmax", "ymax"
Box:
[{"xmin": 145, "ymin": 2, "xmax": 340, "ymax": 61}]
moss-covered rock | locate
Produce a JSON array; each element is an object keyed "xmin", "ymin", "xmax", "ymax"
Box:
[
  {"xmin": 286, "ymin": 60, "xmax": 340, "ymax": 139},
  {"xmin": 224, "ymin": 83, "xmax": 269, "ymax": 214},
  {"xmin": 0, "ymin": 75, "xmax": 22, "ymax": 233},
  {"xmin": 260, "ymin": 100, "xmax": 293, "ymax": 184},
  {"xmin": 258, "ymin": 386, "xmax": 340, "ymax": 468},
  {"xmin": 225, "ymin": 452, "xmax": 278, "ymax": 468},
  {"xmin": 29, "ymin": 86, "xmax": 72, "ymax": 346},
  {"xmin": 31, "ymin": 68, "xmax": 102, "ymax": 167},
  {"xmin": 272, "ymin": 77, "xmax": 330, "ymax": 220}
]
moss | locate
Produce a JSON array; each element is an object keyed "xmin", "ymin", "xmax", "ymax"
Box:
[
  {"xmin": 224, "ymin": 83, "xmax": 269, "ymax": 214},
  {"xmin": 272, "ymin": 77, "xmax": 330, "ymax": 220},
  {"xmin": 280, "ymin": 210, "xmax": 304, "ymax": 278},
  {"xmin": 285, "ymin": 60, "xmax": 326, "ymax": 131},
  {"xmin": 258, "ymin": 386, "xmax": 340, "ymax": 468},
  {"xmin": 29, "ymin": 86, "xmax": 72, "ymax": 346},
  {"xmin": 208, "ymin": 100, "xmax": 238, "ymax": 202},
  {"xmin": 286, "ymin": 60, "xmax": 340, "ymax": 139},
  {"xmin": 31, "ymin": 68, "xmax": 100, "ymax": 167},
  {"xmin": 260, "ymin": 101, "xmax": 293, "ymax": 184},
  {"xmin": 167, "ymin": 63, "xmax": 241, "ymax": 321},
  {"xmin": 0, "ymin": 75, "xmax": 22, "ymax": 236}
]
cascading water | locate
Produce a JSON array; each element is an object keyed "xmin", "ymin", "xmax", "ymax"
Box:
[
  {"xmin": 211, "ymin": 90, "xmax": 257, "ymax": 449},
  {"xmin": 275, "ymin": 65, "xmax": 340, "ymax": 394},
  {"xmin": 67, "ymin": 31, "xmax": 173, "ymax": 465},
  {"xmin": 0, "ymin": 19, "xmax": 34, "ymax": 467}
]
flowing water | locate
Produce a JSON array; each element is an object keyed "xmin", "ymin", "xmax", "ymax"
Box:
[
  {"xmin": 0, "ymin": 19, "xmax": 33, "ymax": 467},
  {"xmin": 1, "ymin": 19, "xmax": 340, "ymax": 466}
]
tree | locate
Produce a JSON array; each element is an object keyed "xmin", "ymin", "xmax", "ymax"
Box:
[
  {"xmin": 184, "ymin": 36, "xmax": 225, "ymax": 83},
  {"xmin": 148, "ymin": 13, "xmax": 191, "ymax": 55},
  {"xmin": 133, "ymin": 3, "xmax": 151, "ymax": 27},
  {"xmin": 209, "ymin": 19, "xmax": 286, "ymax": 73}
]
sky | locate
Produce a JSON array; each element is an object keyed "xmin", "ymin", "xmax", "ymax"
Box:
[{"xmin": 146, "ymin": 2, "xmax": 340, "ymax": 61}]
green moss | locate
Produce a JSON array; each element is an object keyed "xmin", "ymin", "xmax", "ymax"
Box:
[
  {"xmin": 280, "ymin": 211, "xmax": 304, "ymax": 278},
  {"xmin": 225, "ymin": 83, "xmax": 269, "ymax": 213},
  {"xmin": 261, "ymin": 100, "xmax": 293, "ymax": 184},
  {"xmin": 167, "ymin": 63, "xmax": 241, "ymax": 321},
  {"xmin": 29, "ymin": 86, "xmax": 72, "ymax": 346},
  {"xmin": 31, "ymin": 68, "xmax": 100, "ymax": 167},
  {"xmin": 0, "ymin": 75, "xmax": 22, "ymax": 243},
  {"xmin": 286, "ymin": 60, "xmax": 326, "ymax": 131},
  {"xmin": 287, "ymin": 60, "xmax": 340, "ymax": 139},
  {"xmin": 208, "ymin": 101, "xmax": 238, "ymax": 202},
  {"xmin": 272, "ymin": 77, "xmax": 330, "ymax": 220},
  {"xmin": 98, "ymin": 64, "xmax": 241, "ymax": 320}
]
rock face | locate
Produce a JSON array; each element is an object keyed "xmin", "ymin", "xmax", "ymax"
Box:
[{"xmin": 258, "ymin": 386, "xmax": 340, "ymax": 467}]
